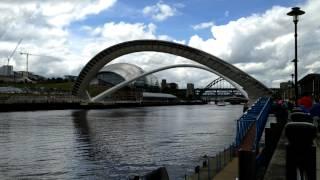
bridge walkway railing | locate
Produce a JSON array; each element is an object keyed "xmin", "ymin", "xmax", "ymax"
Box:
[
  {"xmin": 235, "ymin": 96, "xmax": 272, "ymax": 180},
  {"xmin": 235, "ymin": 96, "xmax": 271, "ymax": 150}
]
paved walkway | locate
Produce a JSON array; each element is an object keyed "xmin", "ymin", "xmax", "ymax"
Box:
[
  {"xmin": 213, "ymin": 157, "xmax": 238, "ymax": 180},
  {"xmin": 264, "ymin": 131, "xmax": 320, "ymax": 179},
  {"xmin": 212, "ymin": 124, "xmax": 256, "ymax": 180}
]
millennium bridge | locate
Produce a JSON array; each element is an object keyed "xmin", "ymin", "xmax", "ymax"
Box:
[{"xmin": 71, "ymin": 40, "xmax": 317, "ymax": 180}]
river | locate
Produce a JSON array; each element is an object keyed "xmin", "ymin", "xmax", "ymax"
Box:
[{"xmin": 0, "ymin": 104, "xmax": 242, "ymax": 179}]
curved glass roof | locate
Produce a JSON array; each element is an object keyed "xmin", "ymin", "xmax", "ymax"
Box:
[{"xmin": 98, "ymin": 63, "xmax": 159, "ymax": 87}]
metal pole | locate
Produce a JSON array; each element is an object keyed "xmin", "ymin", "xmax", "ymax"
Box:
[
  {"xmin": 26, "ymin": 53, "xmax": 29, "ymax": 75},
  {"xmin": 294, "ymin": 20, "xmax": 298, "ymax": 105}
]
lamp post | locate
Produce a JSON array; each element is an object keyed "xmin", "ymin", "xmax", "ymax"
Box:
[{"xmin": 287, "ymin": 7, "xmax": 305, "ymax": 105}]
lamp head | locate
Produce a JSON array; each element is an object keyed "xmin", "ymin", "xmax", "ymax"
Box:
[
  {"xmin": 287, "ymin": 7, "xmax": 305, "ymax": 22},
  {"xmin": 291, "ymin": 59, "xmax": 297, "ymax": 63}
]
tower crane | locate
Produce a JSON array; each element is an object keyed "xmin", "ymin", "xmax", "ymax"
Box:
[
  {"xmin": 6, "ymin": 39, "xmax": 22, "ymax": 66},
  {"xmin": 19, "ymin": 51, "xmax": 57, "ymax": 76}
]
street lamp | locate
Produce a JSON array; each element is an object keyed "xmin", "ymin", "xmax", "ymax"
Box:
[{"xmin": 287, "ymin": 7, "xmax": 305, "ymax": 105}]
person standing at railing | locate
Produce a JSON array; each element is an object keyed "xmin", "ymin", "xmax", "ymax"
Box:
[{"xmin": 272, "ymin": 98, "xmax": 288, "ymax": 122}]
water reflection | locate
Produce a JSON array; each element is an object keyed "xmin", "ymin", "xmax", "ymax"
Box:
[
  {"xmin": 0, "ymin": 105, "xmax": 242, "ymax": 180},
  {"xmin": 72, "ymin": 110, "xmax": 90, "ymax": 141}
]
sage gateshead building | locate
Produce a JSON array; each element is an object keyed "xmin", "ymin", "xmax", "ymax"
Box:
[{"xmin": 90, "ymin": 63, "xmax": 177, "ymax": 102}]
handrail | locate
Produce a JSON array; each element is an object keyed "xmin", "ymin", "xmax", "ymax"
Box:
[
  {"xmin": 235, "ymin": 97, "xmax": 271, "ymax": 149},
  {"xmin": 254, "ymin": 97, "xmax": 271, "ymax": 149}
]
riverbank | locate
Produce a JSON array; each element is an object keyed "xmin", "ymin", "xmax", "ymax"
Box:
[{"xmin": 0, "ymin": 101, "xmax": 207, "ymax": 112}]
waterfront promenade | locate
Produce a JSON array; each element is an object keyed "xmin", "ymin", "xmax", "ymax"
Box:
[
  {"xmin": 212, "ymin": 112, "xmax": 320, "ymax": 180},
  {"xmin": 212, "ymin": 132, "xmax": 320, "ymax": 180},
  {"xmin": 264, "ymin": 129, "xmax": 320, "ymax": 179}
]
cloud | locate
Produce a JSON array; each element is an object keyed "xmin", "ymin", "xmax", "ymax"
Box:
[
  {"xmin": 188, "ymin": 2, "xmax": 320, "ymax": 87},
  {"xmin": 1, "ymin": 0, "xmax": 320, "ymax": 90},
  {"xmin": 43, "ymin": 0, "xmax": 117, "ymax": 27},
  {"xmin": 192, "ymin": 21, "xmax": 215, "ymax": 30},
  {"xmin": 143, "ymin": 1, "xmax": 177, "ymax": 21},
  {"xmin": 0, "ymin": 0, "xmax": 116, "ymax": 77}
]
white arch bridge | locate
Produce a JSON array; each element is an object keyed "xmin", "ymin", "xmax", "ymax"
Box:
[
  {"xmin": 90, "ymin": 64, "xmax": 248, "ymax": 102},
  {"xmin": 72, "ymin": 40, "xmax": 272, "ymax": 102}
]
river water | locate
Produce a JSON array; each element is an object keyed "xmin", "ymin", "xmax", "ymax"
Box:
[{"xmin": 0, "ymin": 104, "xmax": 242, "ymax": 180}]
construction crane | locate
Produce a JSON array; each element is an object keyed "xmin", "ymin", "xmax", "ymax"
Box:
[
  {"xmin": 19, "ymin": 51, "xmax": 58, "ymax": 76},
  {"xmin": 6, "ymin": 39, "xmax": 22, "ymax": 66}
]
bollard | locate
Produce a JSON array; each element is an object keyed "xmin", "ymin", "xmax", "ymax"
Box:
[{"xmin": 285, "ymin": 122, "xmax": 317, "ymax": 180}]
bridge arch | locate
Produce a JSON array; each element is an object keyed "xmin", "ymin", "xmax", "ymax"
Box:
[
  {"xmin": 72, "ymin": 40, "xmax": 271, "ymax": 101},
  {"xmin": 91, "ymin": 64, "xmax": 248, "ymax": 102}
]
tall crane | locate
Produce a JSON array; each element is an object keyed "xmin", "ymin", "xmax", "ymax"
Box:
[
  {"xmin": 19, "ymin": 51, "xmax": 57, "ymax": 76},
  {"xmin": 7, "ymin": 39, "xmax": 22, "ymax": 66}
]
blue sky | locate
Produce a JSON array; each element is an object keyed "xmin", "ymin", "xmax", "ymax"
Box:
[
  {"xmin": 1, "ymin": 0, "xmax": 319, "ymax": 88},
  {"xmin": 72, "ymin": 0, "xmax": 306, "ymax": 39}
]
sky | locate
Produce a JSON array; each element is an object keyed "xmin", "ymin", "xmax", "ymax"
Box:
[{"xmin": 0, "ymin": 0, "xmax": 319, "ymax": 88}]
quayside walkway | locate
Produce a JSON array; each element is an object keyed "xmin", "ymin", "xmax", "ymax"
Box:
[
  {"xmin": 215, "ymin": 107, "xmax": 320, "ymax": 180},
  {"xmin": 214, "ymin": 133, "xmax": 320, "ymax": 180},
  {"xmin": 137, "ymin": 98, "xmax": 319, "ymax": 180},
  {"xmin": 264, "ymin": 124, "xmax": 320, "ymax": 179},
  {"xmin": 183, "ymin": 97, "xmax": 272, "ymax": 180}
]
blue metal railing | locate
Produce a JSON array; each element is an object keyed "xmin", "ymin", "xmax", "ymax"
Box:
[
  {"xmin": 235, "ymin": 97, "xmax": 271, "ymax": 150},
  {"xmin": 254, "ymin": 97, "xmax": 271, "ymax": 149}
]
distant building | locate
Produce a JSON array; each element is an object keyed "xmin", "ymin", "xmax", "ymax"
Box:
[
  {"xmin": 142, "ymin": 92, "xmax": 178, "ymax": 103},
  {"xmin": 90, "ymin": 63, "xmax": 161, "ymax": 101},
  {"xmin": 279, "ymin": 81, "xmax": 294, "ymax": 100},
  {"xmin": 298, "ymin": 73, "xmax": 320, "ymax": 98},
  {"xmin": 167, "ymin": 83, "xmax": 178, "ymax": 90},
  {"xmin": 186, "ymin": 83, "xmax": 195, "ymax": 98},
  {"xmin": 161, "ymin": 79, "xmax": 167, "ymax": 90},
  {"xmin": 94, "ymin": 63, "xmax": 159, "ymax": 90},
  {"xmin": 0, "ymin": 65, "xmax": 13, "ymax": 76}
]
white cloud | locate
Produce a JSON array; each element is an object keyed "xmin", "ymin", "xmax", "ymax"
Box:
[
  {"xmin": 192, "ymin": 21, "xmax": 215, "ymax": 30},
  {"xmin": 1, "ymin": 0, "xmax": 320, "ymax": 90},
  {"xmin": 43, "ymin": 0, "xmax": 117, "ymax": 27},
  {"xmin": 80, "ymin": 22, "xmax": 157, "ymax": 59},
  {"xmin": 188, "ymin": 2, "xmax": 320, "ymax": 87},
  {"xmin": 0, "ymin": 0, "xmax": 116, "ymax": 76},
  {"xmin": 143, "ymin": 1, "xmax": 177, "ymax": 21}
]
